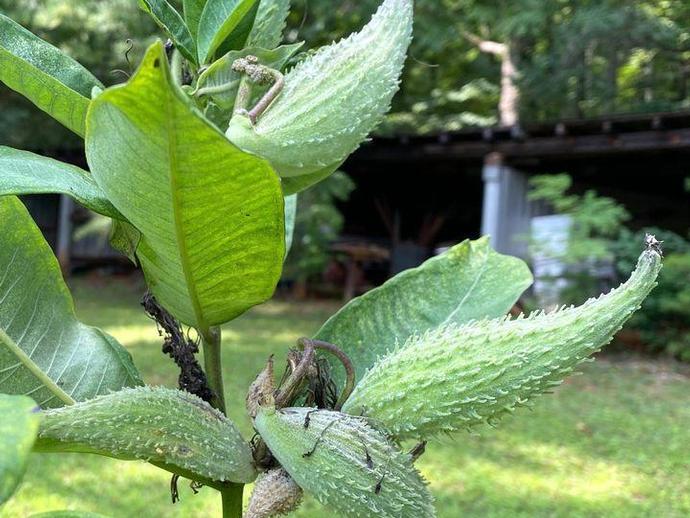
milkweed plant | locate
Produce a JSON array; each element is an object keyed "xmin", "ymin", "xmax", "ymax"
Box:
[{"xmin": 0, "ymin": 1, "xmax": 662, "ymax": 517}]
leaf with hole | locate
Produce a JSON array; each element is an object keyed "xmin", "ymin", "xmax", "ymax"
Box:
[
  {"xmin": 86, "ymin": 42, "xmax": 285, "ymax": 329},
  {"xmin": 0, "ymin": 394, "xmax": 40, "ymax": 505},
  {"xmin": 0, "ymin": 196, "xmax": 142, "ymax": 409},
  {"xmin": 0, "ymin": 14, "xmax": 103, "ymax": 137}
]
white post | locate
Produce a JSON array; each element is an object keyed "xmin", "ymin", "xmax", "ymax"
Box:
[
  {"xmin": 481, "ymin": 153, "xmax": 530, "ymax": 258},
  {"xmin": 481, "ymin": 152, "xmax": 505, "ymax": 246}
]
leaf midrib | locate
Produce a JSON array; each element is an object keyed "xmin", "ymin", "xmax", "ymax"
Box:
[
  {"xmin": 0, "ymin": 45, "xmax": 91, "ymax": 103},
  {"xmin": 0, "ymin": 326, "xmax": 75, "ymax": 406},
  {"xmin": 441, "ymin": 247, "xmax": 490, "ymax": 326},
  {"xmin": 163, "ymin": 80, "xmax": 208, "ymax": 333}
]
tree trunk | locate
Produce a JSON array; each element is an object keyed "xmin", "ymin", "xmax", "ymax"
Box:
[
  {"xmin": 465, "ymin": 33, "xmax": 520, "ymax": 127},
  {"xmin": 498, "ymin": 45, "xmax": 519, "ymax": 126}
]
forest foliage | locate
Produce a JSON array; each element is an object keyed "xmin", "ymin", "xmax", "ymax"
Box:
[{"xmin": 2, "ymin": 0, "xmax": 690, "ymax": 149}]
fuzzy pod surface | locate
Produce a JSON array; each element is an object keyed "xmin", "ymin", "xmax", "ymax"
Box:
[
  {"xmin": 226, "ymin": 0, "xmax": 413, "ymax": 190},
  {"xmin": 35, "ymin": 386, "xmax": 257, "ymax": 483},
  {"xmin": 343, "ymin": 247, "xmax": 662, "ymax": 439},
  {"xmin": 254, "ymin": 406, "xmax": 435, "ymax": 518},
  {"xmin": 245, "ymin": 467, "xmax": 303, "ymax": 518}
]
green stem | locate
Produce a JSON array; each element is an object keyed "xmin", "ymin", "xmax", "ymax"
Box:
[
  {"xmin": 200, "ymin": 328, "xmax": 244, "ymax": 518},
  {"xmin": 202, "ymin": 326, "xmax": 226, "ymax": 415},
  {"xmin": 221, "ymin": 483, "xmax": 244, "ymax": 518}
]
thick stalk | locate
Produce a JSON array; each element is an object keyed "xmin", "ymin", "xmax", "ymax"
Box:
[
  {"xmin": 221, "ymin": 483, "xmax": 244, "ymax": 518},
  {"xmin": 201, "ymin": 326, "xmax": 226, "ymax": 415},
  {"xmin": 200, "ymin": 328, "xmax": 244, "ymax": 517}
]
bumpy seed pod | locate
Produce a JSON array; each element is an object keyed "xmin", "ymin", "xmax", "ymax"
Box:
[
  {"xmin": 244, "ymin": 467, "xmax": 303, "ymax": 518},
  {"xmin": 254, "ymin": 406, "xmax": 435, "ymax": 518},
  {"xmin": 343, "ymin": 246, "xmax": 662, "ymax": 439},
  {"xmin": 35, "ymin": 386, "xmax": 257, "ymax": 483},
  {"xmin": 226, "ymin": 0, "xmax": 413, "ymax": 192}
]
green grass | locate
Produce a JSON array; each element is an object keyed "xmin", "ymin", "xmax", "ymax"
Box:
[{"xmin": 4, "ymin": 274, "xmax": 690, "ymax": 518}]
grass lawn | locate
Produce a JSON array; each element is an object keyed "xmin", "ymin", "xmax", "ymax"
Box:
[{"xmin": 4, "ymin": 274, "xmax": 690, "ymax": 518}]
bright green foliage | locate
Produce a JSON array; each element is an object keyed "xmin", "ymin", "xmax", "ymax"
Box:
[
  {"xmin": 528, "ymin": 173, "xmax": 632, "ymax": 304},
  {"xmin": 343, "ymin": 247, "xmax": 662, "ymax": 439},
  {"xmin": 0, "ymin": 1, "xmax": 669, "ymax": 516},
  {"xmin": 195, "ymin": 43, "xmax": 303, "ymax": 111},
  {"xmin": 316, "ymin": 237, "xmax": 533, "ymax": 386},
  {"xmin": 138, "ymin": 0, "xmax": 197, "ymax": 63},
  {"xmin": 0, "ymin": 147, "xmax": 121, "ymax": 219},
  {"xmin": 0, "ymin": 14, "xmax": 104, "ymax": 137},
  {"xmin": 289, "ymin": 1, "xmax": 690, "ymax": 132},
  {"xmin": 0, "ymin": 394, "xmax": 40, "ymax": 505},
  {"xmin": 254, "ymin": 406, "xmax": 435, "ymax": 518},
  {"xmin": 183, "ymin": 0, "xmax": 208, "ymax": 40},
  {"xmin": 0, "ymin": 197, "xmax": 142, "ymax": 408},
  {"xmin": 197, "ymin": 0, "xmax": 259, "ymax": 63},
  {"xmin": 86, "ymin": 42, "xmax": 285, "ymax": 329},
  {"xmin": 615, "ymin": 227, "xmax": 690, "ymax": 362},
  {"xmin": 227, "ymin": 0, "xmax": 413, "ymax": 191},
  {"xmin": 529, "ymin": 174, "xmax": 631, "ymax": 264},
  {"xmin": 35, "ymin": 386, "xmax": 257, "ymax": 484},
  {"xmin": 246, "ymin": 0, "xmax": 291, "ymax": 49}
]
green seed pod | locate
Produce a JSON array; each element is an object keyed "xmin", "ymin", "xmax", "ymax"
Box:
[
  {"xmin": 245, "ymin": 467, "xmax": 303, "ymax": 518},
  {"xmin": 35, "ymin": 386, "xmax": 257, "ymax": 483},
  {"xmin": 254, "ymin": 406, "xmax": 435, "ymax": 518},
  {"xmin": 343, "ymin": 246, "xmax": 662, "ymax": 439},
  {"xmin": 226, "ymin": 0, "xmax": 413, "ymax": 193}
]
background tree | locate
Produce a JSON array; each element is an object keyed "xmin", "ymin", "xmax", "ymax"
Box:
[
  {"xmin": 287, "ymin": 0, "xmax": 690, "ymax": 132},
  {"xmin": 0, "ymin": 0, "xmax": 156, "ymax": 150}
]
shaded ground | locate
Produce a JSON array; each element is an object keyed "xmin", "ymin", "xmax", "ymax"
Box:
[{"xmin": 4, "ymin": 274, "xmax": 690, "ymax": 518}]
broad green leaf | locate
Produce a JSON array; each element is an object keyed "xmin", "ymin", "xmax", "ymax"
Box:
[
  {"xmin": 0, "ymin": 14, "xmax": 104, "ymax": 137},
  {"xmin": 227, "ymin": 0, "xmax": 413, "ymax": 185},
  {"xmin": 0, "ymin": 395, "xmax": 40, "ymax": 505},
  {"xmin": 0, "ymin": 147, "xmax": 122, "ymax": 219},
  {"xmin": 0, "ymin": 197, "xmax": 143, "ymax": 408},
  {"xmin": 138, "ymin": 0, "xmax": 198, "ymax": 63},
  {"xmin": 246, "ymin": 0, "xmax": 291, "ymax": 49},
  {"xmin": 343, "ymin": 247, "xmax": 662, "ymax": 439},
  {"xmin": 197, "ymin": 0, "xmax": 259, "ymax": 63},
  {"xmin": 183, "ymin": 0, "xmax": 208, "ymax": 39},
  {"xmin": 195, "ymin": 43, "xmax": 303, "ymax": 110},
  {"xmin": 284, "ymin": 194, "xmax": 296, "ymax": 256},
  {"xmin": 36, "ymin": 387, "xmax": 257, "ymax": 484},
  {"xmin": 86, "ymin": 43, "xmax": 285, "ymax": 329},
  {"xmin": 315, "ymin": 237, "xmax": 534, "ymax": 386},
  {"xmin": 214, "ymin": 1, "xmax": 260, "ymax": 57}
]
